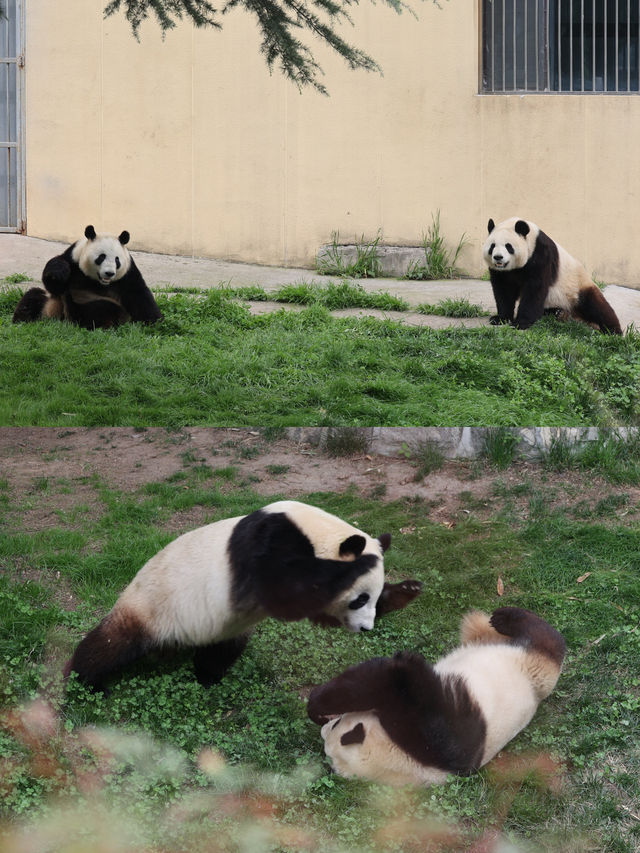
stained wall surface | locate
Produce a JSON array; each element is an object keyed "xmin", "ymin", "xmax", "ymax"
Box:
[{"xmin": 24, "ymin": 0, "xmax": 640, "ymax": 282}]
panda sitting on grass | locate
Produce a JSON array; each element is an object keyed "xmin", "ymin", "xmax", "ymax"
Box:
[
  {"xmin": 13, "ymin": 225, "xmax": 162, "ymax": 329},
  {"xmin": 483, "ymin": 217, "xmax": 621, "ymax": 334}
]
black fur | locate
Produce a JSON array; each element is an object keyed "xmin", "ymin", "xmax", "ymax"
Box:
[
  {"xmin": 63, "ymin": 610, "xmax": 152, "ymax": 692},
  {"xmin": 375, "ymin": 580, "xmax": 423, "ymax": 616},
  {"xmin": 11, "ymin": 287, "xmax": 51, "ymax": 322},
  {"xmin": 489, "ymin": 606, "xmax": 566, "ymax": 666},
  {"xmin": 193, "ymin": 635, "xmax": 250, "ymax": 687},
  {"xmin": 574, "ymin": 287, "xmax": 622, "ymax": 334},
  {"xmin": 308, "ymin": 651, "xmax": 487, "ymax": 775},
  {"xmin": 13, "ymin": 232, "xmax": 162, "ymax": 329},
  {"xmin": 489, "ymin": 226, "xmax": 560, "ymax": 330},
  {"xmin": 341, "ymin": 723, "xmax": 365, "ymax": 746},
  {"xmin": 228, "ymin": 510, "xmax": 379, "ymax": 621}
]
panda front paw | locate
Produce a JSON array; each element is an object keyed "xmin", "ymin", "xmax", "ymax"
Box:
[
  {"xmin": 376, "ymin": 579, "xmax": 423, "ymax": 616},
  {"xmin": 42, "ymin": 258, "xmax": 72, "ymax": 295},
  {"xmin": 489, "ymin": 315, "xmax": 511, "ymax": 326}
]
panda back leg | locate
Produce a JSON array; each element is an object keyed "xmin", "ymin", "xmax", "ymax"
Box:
[
  {"xmin": 12, "ymin": 287, "xmax": 52, "ymax": 323},
  {"xmin": 64, "ymin": 608, "xmax": 153, "ymax": 692},
  {"xmin": 575, "ymin": 287, "xmax": 622, "ymax": 334},
  {"xmin": 489, "ymin": 607, "xmax": 566, "ymax": 665},
  {"xmin": 193, "ymin": 635, "xmax": 250, "ymax": 687}
]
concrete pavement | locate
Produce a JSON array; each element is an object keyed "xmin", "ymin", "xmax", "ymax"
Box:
[{"xmin": 2, "ymin": 233, "xmax": 639, "ymax": 331}]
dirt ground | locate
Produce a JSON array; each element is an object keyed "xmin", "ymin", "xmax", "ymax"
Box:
[
  {"xmin": 2, "ymin": 427, "xmax": 639, "ymax": 615},
  {"xmin": 2, "ymin": 427, "xmax": 639, "ymax": 529}
]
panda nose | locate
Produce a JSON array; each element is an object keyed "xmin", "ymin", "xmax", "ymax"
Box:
[
  {"xmin": 359, "ymin": 625, "xmax": 371, "ymax": 632},
  {"xmin": 103, "ymin": 270, "xmax": 115, "ymax": 279},
  {"xmin": 493, "ymin": 253, "xmax": 503, "ymax": 262}
]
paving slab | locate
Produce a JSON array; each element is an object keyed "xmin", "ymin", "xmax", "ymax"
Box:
[
  {"xmin": 2, "ymin": 234, "xmax": 639, "ymax": 332},
  {"xmin": 0, "ymin": 233, "xmax": 492, "ymax": 308}
]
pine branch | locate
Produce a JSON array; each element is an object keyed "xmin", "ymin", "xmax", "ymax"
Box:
[{"xmin": 105, "ymin": 0, "xmax": 440, "ymax": 93}]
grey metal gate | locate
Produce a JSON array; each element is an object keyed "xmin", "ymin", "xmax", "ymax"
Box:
[{"xmin": 0, "ymin": 0, "xmax": 25, "ymax": 232}]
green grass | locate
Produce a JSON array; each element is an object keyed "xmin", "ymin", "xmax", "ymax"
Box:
[
  {"xmin": 542, "ymin": 432, "xmax": 640, "ymax": 484},
  {"xmin": 0, "ymin": 466, "xmax": 639, "ymax": 851},
  {"xmin": 416, "ymin": 297, "xmax": 489, "ymax": 318},
  {"xmin": 2, "ymin": 272, "xmax": 32, "ymax": 284},
  {"xmin": 272, "ymin": 280, "xmax": 409, "ymax": 311},
  {"xmin": 316, "ymin": 231, "xmax": 383, "ymax": 278},
  {"xmin": 2, "ymin": 286, "xmax": 640, "ymax": 426}
]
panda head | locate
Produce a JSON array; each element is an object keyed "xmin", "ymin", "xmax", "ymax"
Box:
[
  {"xmin": 264, "ymin": 501, "xmax": 391, "ymax": 633},
  {"xmin": 72, "ymin": 225, "xmax": 132, "ymax": 284},
  {"xmin": 322, "ymin": 531, "xmax": 391, "ymax": 633},
  {"xmin": 483, "ymin": 217, "xmax": 539, "ymax": 272}
]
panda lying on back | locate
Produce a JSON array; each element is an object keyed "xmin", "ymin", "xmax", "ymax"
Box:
[
  {"xmin": 64, "ymin": 501, "xmax": 422, "ymax": 692},
  {"xmin": 308, "ymin": 607, "xmax": 565, "ymax": 786},
  {"xmin": 13, "ymin": 225, "xmax": 162, "ymax": 329},
  {"xmin": 483, "ymin": 217, "xmax": 621, "ymax": 334}
]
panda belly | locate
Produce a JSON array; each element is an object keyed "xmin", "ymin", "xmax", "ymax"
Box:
[
  {"xmin": 543, "ymin": 247, "xmax": 586, "ymax": 312},
  {"xmin": 321, "ymin": 713, "xmax": 449, "ymax": 786},
  {"xmin": 436, "ymin": 645, "xmax": 538, "ymax": 766},
  {"xmin": 120, "ymin": 515, "xmax": 262, "ymax": 647}
]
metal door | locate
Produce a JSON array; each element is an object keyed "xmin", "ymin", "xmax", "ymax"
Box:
[{"xmin": 0, "ymin": 0, "xmax": 25, "ymax": 232}]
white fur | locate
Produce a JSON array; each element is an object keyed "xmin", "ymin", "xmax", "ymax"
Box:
[
  {"xmin": 72, "ymin": 233, "xmax": 132, "ymax": 284},
  {"xmin": 117, "ymin": 501, "xmax": 386, "ymax": 643},
  {"xmin": 119, "ymin": 515, "xmax": 249, "ymax": 646},
  {"xmin": 321, "ymin": 713, "xmax": 449, "ymax": 786}
]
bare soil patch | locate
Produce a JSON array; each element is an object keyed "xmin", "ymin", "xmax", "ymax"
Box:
[{"xmin": 1, "ymin": 428, "xmax": 639, "ymax": 532}]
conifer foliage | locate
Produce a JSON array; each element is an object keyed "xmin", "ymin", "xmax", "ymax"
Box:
[{"xmin": 104, "ymin": 0, "xmax": 433, "ymax": 94}]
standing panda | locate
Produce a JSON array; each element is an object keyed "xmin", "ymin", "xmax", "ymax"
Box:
[
  {"xmin": 13, "ymin": 225, "xmax": 162, "ymax": 329},
  {"xmin": 64, "ymin": 500, "xmax": 423, "ymax": 691},
  {"xmin": 307, "ymin": 607, "xmax": 566, "ymax": 786},
  {"xmin": 483, "ymin": 217, "xmax": 621, "ymax": 334}
]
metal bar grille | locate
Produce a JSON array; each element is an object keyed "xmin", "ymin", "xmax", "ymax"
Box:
[
  {"xmin": 482, "ymin": 0, "xmax": 640, "ymax": 92},
  {"xmin": 0, "ymin": 0, "xmax": 24, "ymax": 232}
]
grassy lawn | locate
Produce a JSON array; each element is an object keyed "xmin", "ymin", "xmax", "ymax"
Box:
[
  {"xmin": 1, "ymin": 445, "xmax": 639, "ymax": 852},
  {"xmin": 1, "ymin": 286, "xmax": 639, "ymax": 426}
]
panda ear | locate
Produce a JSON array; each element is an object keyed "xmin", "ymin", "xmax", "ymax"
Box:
[
  {"xmin": 84, "ymin": 225, "xmax": 97, "ymax": 240},
  {"xmin": 118, "ymin": 230, "xmax": 130, "ymax": 246},
  {"xmin": 515, "ymin": 220, "xmax": 530, "ymax": 238},
  {"xmin": 487, "ymin": 218, "xmax": 495, "ymax": 233},
  {"xmin": 378, "ymin": 533, "xmax": 391, "ymax": 553},
  {"xmin": 339, "ymin": 534, "xmax": 366, "ymax": 558}
]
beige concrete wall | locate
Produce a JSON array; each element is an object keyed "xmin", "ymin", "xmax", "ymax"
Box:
[{"xmin": 25, "ymin": 0, "xmax": 640, "ymax": 284}]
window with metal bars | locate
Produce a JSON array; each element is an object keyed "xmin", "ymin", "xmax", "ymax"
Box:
[{"xmin": 482, "ymin": 0, "xmax": 640, "ymax": 93}]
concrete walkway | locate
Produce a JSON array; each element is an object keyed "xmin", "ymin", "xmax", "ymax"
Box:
[{"xmin": 2, "ymin": 233, "xmax": 639, "ymax": 331}]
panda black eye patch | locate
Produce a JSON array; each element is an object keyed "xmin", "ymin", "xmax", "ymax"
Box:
[
  {"xmin": 489, "ymin": 243, "xmax": 495, "ymax": 253},
  {"xmin": 506, "ymin": 243, "xmax": 515, "ymax": 254},
  {"xmin": 115, "ymin": 257, "xmax": 121, "ymax": 269},
  {"xmin": 95, "ymin": 254, "xmax": 106, "ymax": 266},
  {"xmin": 348, "ymin": 592, "xmax": 370, "ymax": 610}
]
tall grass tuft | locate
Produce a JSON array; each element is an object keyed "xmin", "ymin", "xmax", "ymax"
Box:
[
  {"xmin": 482, "ymin": 428, "xmax": 520, "ymax": 469},
  {"xmin": 405, "ymin": 211, "xmax": 469, "ymax": 280},
  {"xmin": 316, "ymin": 231, "xmax": 383, "ymax": 278}
]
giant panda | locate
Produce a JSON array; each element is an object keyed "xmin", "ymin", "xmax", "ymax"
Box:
[
  {"xmin": 483, "ymin": 217, "xmax": 621, "ymax": 334},
  {"xmin": 13, "ymin": 225, "xmax": 162, "ymax": 329},
  {"xmin": 307, "ymin": 606, "xmax": 566, "ymax": 786},
  {"xmin": 64, "ymin": 500, "xmax": 422, "ymax": 691}
]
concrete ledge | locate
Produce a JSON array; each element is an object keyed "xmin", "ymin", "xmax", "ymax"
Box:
[
  {"xmin": 316, "ymin": 244, "xmax": 427, "ymax": 278},
  {"xmin": 285, "ymin": 426, "xmax": 640, "ymax": 460}
]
